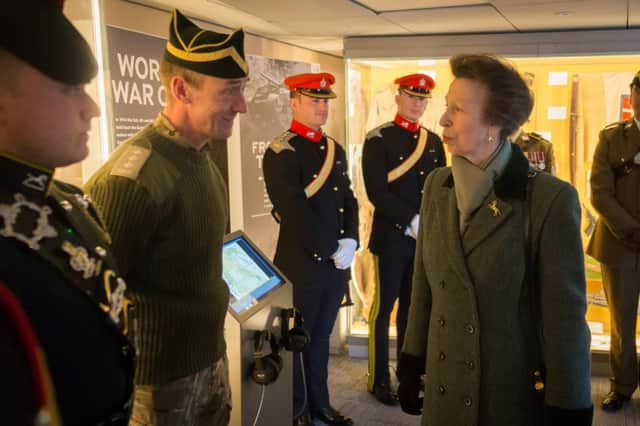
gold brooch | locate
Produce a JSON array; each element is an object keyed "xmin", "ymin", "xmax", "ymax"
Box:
[{"xmin": 488, "ymin": 200, "xmax": 501, "ymax": 217}]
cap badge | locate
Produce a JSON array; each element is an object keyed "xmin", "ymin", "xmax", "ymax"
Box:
[
  {"xmin": 22, "ymin": 173, "xmax": 49, "ymax": 192},
  {"xmin": 487, "ymin": 200, "xmax": 501, "ymax": 217},
  {"xmin": 320, "ymin": 78, "xmax": 327, "ymax": 88},
  {"xmin": 419, "ymin": 78, "xmax": 426, "ymax": 87}
]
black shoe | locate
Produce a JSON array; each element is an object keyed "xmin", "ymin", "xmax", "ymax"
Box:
[
  {"xmin": 371, "ymin": 382, "xmax": 398, "ymax": 406},
  {"xmin": 601, "ymin": 391, "xmax": 630, "ymax": 412},
  {"xmin": 293, "ymin": 413, "xmax": 313, "ymax": 426},
  {"xmin": 313, "ymin": 406, "xmax": 354, "ymax": 425}
]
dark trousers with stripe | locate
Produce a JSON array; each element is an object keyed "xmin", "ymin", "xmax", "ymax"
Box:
[
  {"xmin": 368, "ymin": 252, "xmax": 414, "ymax": 389},
  {"xmin": 294, "ymin": 278, "xmax": 345, "ymax": 416}
]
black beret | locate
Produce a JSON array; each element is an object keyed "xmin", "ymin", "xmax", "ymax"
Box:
[
  {"xmin": 163, "ymin": 9, "xmax": 248, "ymax": 79},
  {"xmin": 0, "ymin": 0, "xmax": 97, "ymax": 84}
]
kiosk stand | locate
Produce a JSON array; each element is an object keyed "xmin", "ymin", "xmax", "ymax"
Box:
[{"xmin": 223, "ymin": 231, "xmax": 293, "ymax": 426}]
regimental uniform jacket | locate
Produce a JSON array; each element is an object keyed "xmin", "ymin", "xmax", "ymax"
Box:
[
  {"xmin": 0, "ymin": 153, "xmax": 135, "ymax": 425},
  {"xmin": 587, "ymin": 118, "xmax": 640, "ymax": 266},
  {"xmin": 513, "ymin": 131, "xmax": 556, "ymax": 174},
  {"xmin": 362, "ymin": 121, "xmax": 445, "ymax": 256},
  {"xmin": 262, "ymin": 126, "xmax": 359, "ymax": 294}
]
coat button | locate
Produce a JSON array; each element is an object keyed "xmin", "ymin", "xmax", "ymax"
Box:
[
  {"xmin": 464, "ymin": 397, "xmax": 472, "ymax": 407},
  {"xmin": 420, "ymin": 171, "xmax": 425, "ymax": 175},
  {"xmin": 467, "ymin": 360, "xmax": 475, "ymax": 370},
  {"xmin": 439, "ymin": 352, "xmax": 446, "ymax": 361},
  {"xmin": 340, "ymin": 229, "xmax": 345, "ymax": 234},
  {"xmin": 333, "ymin": 186, "xmax": 339, "ymax": 191},
  {"xmin": 465, "ymin": 324, "xmax": 475, "ymax": 334},
  {"xmin": 317, "ymin": 257, "xmax": 322, "ymax": 262},
  {"xmin": 320, "ymin": 145, "xmax": 325, "ymax": 150},
  {"xmin": 313, "ymin": 174, "xmax": 318, "ymax": 178},
  {"xmin": 438, "ymin": 316, "xmax": 445, "ymax": 327},
  {"xmin": 95, "ymin": 246, "xmax": 107, "ymax": 258},
  {"xmin": 414, "ymin": 134, "xmax": 418, "ymax": 139},
  {"xmin": 399, "ymin": 156, "xmax": 404, "ymax": 160},
  {"xmin": 438, "ymin": 385, "xmax": 446, "ymax": 395},
  {"xmin": 339, "ymin": 208, "xmax": 344, "ymax": 213}
]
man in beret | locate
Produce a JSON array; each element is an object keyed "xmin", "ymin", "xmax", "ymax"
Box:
[
  {"xmin": 588, "ymin": 69, "xmax": 640, "ymax": 413},
  {"xmin": 362, "ymin": 73, "xmax": 445, "ymax": 405},
  {"xmin": 263, "ymin": 73, "xmax": 358, "ymax": 425},
  {"xmin": 85, "ymin": 9, "xmax": 248, "ymax": 425},
  {"xmin": 0, "ymin": 1, "xmax": 135, "ymax": 424}
]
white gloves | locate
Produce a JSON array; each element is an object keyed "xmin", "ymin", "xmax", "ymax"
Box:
[
  {"xmin": 331, "ymin": 238, "xmax": 357, "ymax": 270},
  {"xmin": 404, "ymin": 214, "xmax": 420, "ymax": 240}
]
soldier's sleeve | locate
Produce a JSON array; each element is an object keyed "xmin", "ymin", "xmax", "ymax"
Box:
[
  {"xmin": 262, "ymin": 147, "xmax": 339, "ymax": 259},
  {"xmin": 361, "ymin": 134, "xmax": 416, "ymax": 228},
  {"xmin": 537, "ymin": 184, "xmax": 592, "ymax": 408},
  {"xmin": 590, "ymin": 126, "xmax": 640, "ymax": 239},
  {"xmin": 337, "ymin": 146, "xmax": 359, "ymax": 243},
  {"xmin": 546, "ymin": 142, "xmax": 556, "ymax": 175},
  {"xmin": 84, "ymin": 173, "xmax": 161, "ymax": 276}
]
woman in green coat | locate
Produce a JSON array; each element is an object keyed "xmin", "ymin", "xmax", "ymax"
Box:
[{"xmin": 397, "ymin": 54, "xmax": 593, "ymax": 425}]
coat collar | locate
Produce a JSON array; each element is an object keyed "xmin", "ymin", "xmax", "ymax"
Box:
[
  {"xmin": 439, "ymin": 143, "xmax": 532, "ymax": 258},
  {"xmin": 443, "ymin": 142, "xmax": 530, "ymax": 200}
]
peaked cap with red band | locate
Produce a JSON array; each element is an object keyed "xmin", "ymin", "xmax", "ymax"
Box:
[
  {"xmin": 394, "ymin": 73, "xmax": 435, "ymax": 98},
  {"xmin": 284, "ymin": 72, "xmax": 337, "ymax": 99},
  {"xmin": 0, "ymin": 0, "xmax": 97, "ymax": 84}
]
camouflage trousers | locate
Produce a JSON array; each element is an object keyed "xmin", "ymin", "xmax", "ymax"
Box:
[{"xmin": 129, "ymin": 355, "xmax": 231, "ymax": 426}]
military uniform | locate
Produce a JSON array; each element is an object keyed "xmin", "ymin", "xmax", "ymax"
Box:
[
  {"xmin": 263, "ymin": 103, "xmax": 358, "ymax": 422},
  {"xmin": 0, "ymin": 153, "xmax": 135, "ymax": 425},
  {"xmin": 587, "ymin": 118, "xmax": 640, "ymax": 400},
  {"xmin": 362, "ymin": 113, "xmax": 445, "ymax": 394},
  {"xmin": 512, "ymin": 130, "xmax": 556, "ymax": 174}
]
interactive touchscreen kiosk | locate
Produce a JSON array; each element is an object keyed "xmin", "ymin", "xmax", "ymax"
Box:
[{"xmin": 223, "ymin": 231, "xmax": 293, "ymax": 426}]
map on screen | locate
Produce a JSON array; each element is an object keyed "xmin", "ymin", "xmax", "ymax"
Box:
[{"xmin": 222, "ymin": 235, "xmax": 284, "ymax": 314}]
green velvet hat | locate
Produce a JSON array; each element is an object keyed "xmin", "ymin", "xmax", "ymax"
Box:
[
  {"xmin": 0, "ymin": 0, "xmax": 97, "ymax": 84},
  {"xmin": 164, "ymin": 9, "xmax": 248, "ymax": 79}
]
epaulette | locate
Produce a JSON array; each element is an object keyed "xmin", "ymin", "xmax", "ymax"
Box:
[
  {"xmin": 268, "ymin": 131, "xmax": 296, "ymax": 154},
  {"xmin": 603, "ymin": 121, "xmax": 625, "ymax": 131},
  {"xmin": 109, "ymin": 142, "xmax": 152, "ymax": 180},
  {"xmin": 528, "ymin": 132, "xmax": 549, "ymax": 142},
  {"xmin": 52, "ymin": 181, "xmax": 110, "ymax": 238},
  {"xmin": 366, "ymin": 122, "xmax": 394, "ymax": 140}
]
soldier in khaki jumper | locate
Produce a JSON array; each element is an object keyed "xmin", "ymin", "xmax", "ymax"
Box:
[{"xmin": 588, "ymin": 71, "xmax": 640, "ymax": 412}]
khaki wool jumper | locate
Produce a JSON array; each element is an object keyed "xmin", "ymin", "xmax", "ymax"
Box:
[{"xmin": 85, "ymin": 118, "xmax": 229, "ymax": 385}]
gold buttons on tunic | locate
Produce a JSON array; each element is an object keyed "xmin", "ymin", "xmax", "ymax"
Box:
[
  {"xmin": 313, "ymin": 174, "xmax": 318, "ymax": 178},
  {"xmin": 467, "ymin": 360, "xmax": 475, "ymax": 370},
  {"xmin": 464, "ymin": 397, "xmax": 472, "ymax": 407},
  {"xmin": 399, "ymin": 156, "xmax": 404, "ymax": 160},
  {"xmin": 420, "ymin": 171, "xmax": 425, "ymax": 175},
  {"xmin": 439, "ymin": 352, "xmax": 446, "ymax": 361},
  {"xmin": 438, "ymin": 385, "xmax": 446, "ymax": 395},
  {"xmin": 465, "ymin": 324, "xmax": 475, "ymax": 334},
  {"xmin": 438, "ymin": 316, "xmax": 445, "ymax": 327},
  {"xmin": 333, "ymin": 186, "xmax": 339, "ymax": 192},
  {"xmin": 339, "ymin": 208, "xmax": 344, "ymax": 213},
  {"xmin": 320, "ymin": 145, "xmax": 325, "ymax": 150},
  {"xmin": 340, "ymin": 229, "xmax": 345, "ymax": 234}
]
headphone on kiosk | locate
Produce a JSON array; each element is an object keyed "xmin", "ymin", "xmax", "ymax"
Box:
[
  {"xmin": 251, "ymin": 330, "xmax": 282, "ymax": 385},
  {"xmin": 280, "ymin": 308, "xmax": 310, "ymax": 353}
]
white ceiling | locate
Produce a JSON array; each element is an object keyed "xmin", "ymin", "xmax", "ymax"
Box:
[{"xmin": 129, "ymin": 0, "xmax": 640, "ymax": 56}]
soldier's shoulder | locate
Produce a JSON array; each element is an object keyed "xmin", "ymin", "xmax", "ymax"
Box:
[
  {"xmin": 601, "ymin": 120, "xmax": 628, "ymax": 136},
  {"xmin": 423, "ymin": 127, "xmax": 442, "ymax": 141},
  {"xmin": 268, "ymin": 130, "xmax": 296, "ymax": 154},
  {"xmin": 366, "ymin": 122, "xmax": 394, "ymax": 140},
  {"xmin": 108, "ymin": 138, "xmax": 153, "ymax": 181},
  {"xmin": 528, "ymin": 131, "xmax": 551, "ymax": 144}
]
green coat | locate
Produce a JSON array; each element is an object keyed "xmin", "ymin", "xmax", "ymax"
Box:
[
  {"xmin": 586, "ymin": 119, "xmax": 640, "ymax": 266},
  {"xmin": 403, "ymin": 146, "xmax": 592, "ymax": 426}
]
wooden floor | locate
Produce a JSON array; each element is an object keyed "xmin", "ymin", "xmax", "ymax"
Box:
[{"xmin": 323, "ymin": 354, "xmax": 640, "ymax": 426}]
